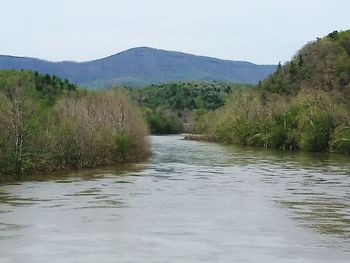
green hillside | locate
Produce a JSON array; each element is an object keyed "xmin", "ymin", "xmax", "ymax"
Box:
[
  {"xmin": 201, "ymin": 30, "xmax": 350, "ymax": 154},
  {"xmin": 261, "ymin": 30, "xmax": 350, "ymax": 97}
]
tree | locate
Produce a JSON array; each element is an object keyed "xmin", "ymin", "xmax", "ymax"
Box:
[
  {"xmin": 327, "ymin": 30, "xmax": 339, "ymax": 40},
  {"xmin": 0, "ymin": 74, "xmax": 38, "ymax": 178}
]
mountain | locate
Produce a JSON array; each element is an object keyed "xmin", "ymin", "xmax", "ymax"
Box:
[{"xmin": 0, "ymin": 47, "xmax": 276, "ymax": 88}]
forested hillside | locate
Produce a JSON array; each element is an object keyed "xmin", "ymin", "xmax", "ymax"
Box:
[
  {"xmin": 131, "ymin": 81, "xmax": 252, "ymax": 134},
  {"xmin": 0, "ymin": 47, "xmax": 276, "ymax": 88},
  {"xmin": 0, "ymin": 70, "xmax": 149, "ymax": 180},
  {"xmin": 201, "ymin": 30, "xmax": 350, "ymax": 154},
  {"xmin": 261, "ymin": 30, "xmax": 350, "ymax": 96}
]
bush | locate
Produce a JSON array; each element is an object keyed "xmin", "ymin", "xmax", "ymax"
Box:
[
  {"xmin": 331, "ymin": 126, "xmax": 350, "ymax": 154},
  {"xmin": 268, "ymin": 125, "xmax": 288, "ymax": 149},
  {"xmin": 299, "ymin": 112, "xmax": 332, "ymax": 152},
  {"xmin": 145, "ymin": 109, "xmax": 183, "ymax": 134},
  {"xmin": 114, "ymin": 132, "xmax": 136, "ymax": 161}
]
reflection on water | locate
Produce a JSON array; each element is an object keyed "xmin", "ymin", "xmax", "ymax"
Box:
[
  {"xmin": 282, "ymin": 198, "xmax": 350, "ymax": 237},
  {"xmin": 215, "ymin": 143, "xmax": 350, "ymax": 240},
  {"xmin": 0, "ymin": 135, "xmax": 349, "ymax": 262}
]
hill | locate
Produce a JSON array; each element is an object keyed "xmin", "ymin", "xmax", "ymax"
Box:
[
  {"xmin": 0, "ymin": 47, "xmax": 276, "ymax": 88},
  {"xmin": 200, "ymin": 30, "xmax": 350, "ymax": 154},
  {"xmin": 261, "ymin": 30, "xmax": 350, "ymax": 97}
]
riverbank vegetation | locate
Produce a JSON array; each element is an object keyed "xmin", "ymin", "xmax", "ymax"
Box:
[
  {"xmin": 131, "ymin": 81, "xmax": 252, "ymax": 134},
  {"xmin": 200, "ymin": 30, "xmax": 350, "ymax": 154},
  {"xmin": 0, "ymin": 70, "xmax": 149, "ymax": 180}
]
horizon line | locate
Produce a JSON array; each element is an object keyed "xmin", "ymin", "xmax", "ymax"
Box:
[{"xmin": 0, "ymin": 46, "xmax": 277, "ymax": 66}]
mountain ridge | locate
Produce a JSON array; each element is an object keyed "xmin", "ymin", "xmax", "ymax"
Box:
[{"xmin": 0, "ymin": 47, "xmax": 277, "ymax": 88}]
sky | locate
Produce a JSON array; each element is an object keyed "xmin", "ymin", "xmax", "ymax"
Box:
[{"xmin": 1, "ymin": 0, "xmax": 350, "ymax": 64}]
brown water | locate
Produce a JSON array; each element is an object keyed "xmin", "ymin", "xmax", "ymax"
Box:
[{"xmin": 0, "ymin": 135, "xmax": 350, "ymax": 262}]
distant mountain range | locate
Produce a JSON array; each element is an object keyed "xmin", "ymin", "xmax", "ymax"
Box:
[{"xmin": 0, "ymin": 47, "xmax": 276, "ymax": 88}]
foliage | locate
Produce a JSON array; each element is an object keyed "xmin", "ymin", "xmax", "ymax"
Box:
[
  {"xmin": 131, "ymin": 81, "xmax": 252, "ymax": 134},
  {"xmin": 0, "ymin": 70, "xmax": 149, "ymax": 179},
  {"xmin": 144, "ymin": 108, "xmax": 183, "ymax": 134},
  {"xmin": 203, "ymin": 88, "xmax": 339, "ymax": 153},
  {"xmin": 261, "ymin": 30, "xmax": 350, "ymax": 97},
  {"xmin": 299, "ymin": 112, "xmax": 332, "ymax": 152},
  {"xmin": 331, "ymin": 126, "xmax": 350, "ymax": 154},
  {"xmin": 201, "ymin": 30, "xmax": 350, "ymax": 154},
  {"xmin": 114, "ymin": 132, "xmax": 136, "ymax": 161}
]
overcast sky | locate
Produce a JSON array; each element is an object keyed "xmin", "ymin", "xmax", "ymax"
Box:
[{"xmin": 1, "ymin": 0, "xmax": 349, "ymax": 64}]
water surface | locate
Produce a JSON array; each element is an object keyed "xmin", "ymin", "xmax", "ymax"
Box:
[{"xmin": 0, "ymin": 135, "xmax": 349, "ymax": 262}]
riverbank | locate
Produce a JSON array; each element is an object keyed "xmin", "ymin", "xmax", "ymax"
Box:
[
  {"xmin": 0, "ymin": 153, "xmax": 151, "ymax": 184},
  {"xmin": 0, "ymin": 71, "xmax": 150, "ymax": 180}
]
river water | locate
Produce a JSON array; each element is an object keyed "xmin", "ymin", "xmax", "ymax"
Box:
[{"xmin": 0, "ymin": 135, "xmax": 350, "ymax": 262}]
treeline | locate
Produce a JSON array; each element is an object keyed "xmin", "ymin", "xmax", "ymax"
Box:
[
  {"xmin": 261, "ymin": 30, "xmax": 350, "ymax": 96},
  {"xmin": 200, "ymin": 30, "xmax": 350, "ymax": 154},
  {"xmin": 0, "ymin": 70, "xmax": 149, "ymax": 180},
  {"xmin": 131, "ymin": 81, "xmax": 252, "ymax": 134}
]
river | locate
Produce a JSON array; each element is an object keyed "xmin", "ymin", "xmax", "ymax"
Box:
[{"xmin": 0, "ymin": 135, "xmax": 349, "ymax": 262}]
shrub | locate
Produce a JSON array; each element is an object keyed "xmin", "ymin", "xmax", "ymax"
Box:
[
  {"xmin": 114, "ymin": 132, "xmax": 136, "ymax": 161},
  {"xmin": 299, "ymin": 112, "xmax": 332, "ymax": 152},
  {"xmin": 331, "ymin": 125, "xmax": 350, "ymax": 154}
]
